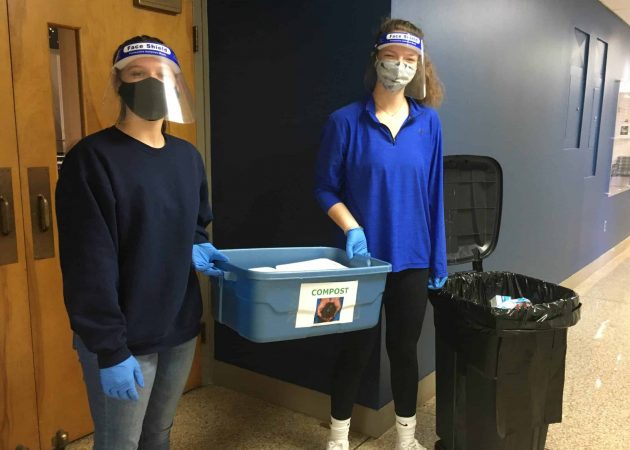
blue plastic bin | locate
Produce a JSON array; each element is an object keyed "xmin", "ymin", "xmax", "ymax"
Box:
[{"xmin": 211, "ymin": 247, "xmax": 392, "ymax": 342}]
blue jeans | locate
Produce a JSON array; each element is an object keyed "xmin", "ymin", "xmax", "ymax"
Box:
[{"xmin": 74, "ymin": 335, "xmax": 197, "ymax": 450}]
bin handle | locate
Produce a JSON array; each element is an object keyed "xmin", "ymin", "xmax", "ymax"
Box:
[
  {"xmin": 217, "ymin": 274, "xmax": 224, "ymax": 323},
  {"xmin": 216, "ymin": 271, "xmax": 236, "ymax": 324},
  {"xmin": 223, "ymin": 271, "xmax": 237, "ymax": 281}
]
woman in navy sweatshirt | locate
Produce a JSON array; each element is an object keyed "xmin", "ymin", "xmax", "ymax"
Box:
[
  {"xmin": 55, "ymin": 35, "xmax": 226, "ymax": 450},
  {"xmin": 314, "ymin": 19, "xmax": 448, "ymax": 450}
]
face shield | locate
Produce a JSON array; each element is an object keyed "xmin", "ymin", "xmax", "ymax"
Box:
[
  {"xmin": 374, "ymin": 32, "xmax": 426, "ymax": 98},
  {"xmin": 111, "ymin": 42, "xmax": 194, "ymax": 123}
]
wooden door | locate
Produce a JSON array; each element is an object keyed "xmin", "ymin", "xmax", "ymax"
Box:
[
  {"xmin": 0, "ymin": 1, "xmax": 40, "ymax": 448},
  {"xmin": 5, "ymin": 0, "xmax": 198, "ymax": 447}
]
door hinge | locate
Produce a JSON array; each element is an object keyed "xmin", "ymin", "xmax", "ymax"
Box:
[{"xmin": 192, "ymin": 25, "xmax": 199, "ymax": 53}]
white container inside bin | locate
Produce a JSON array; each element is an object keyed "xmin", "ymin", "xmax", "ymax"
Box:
[{"xmin": 211, "ymin": 247, "xmax": 392, "ymax": 342}]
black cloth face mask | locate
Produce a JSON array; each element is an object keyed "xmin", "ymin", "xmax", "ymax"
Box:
[{"xmin": 118, "ymin": 77, "xmax": 168, "ymax": 121}]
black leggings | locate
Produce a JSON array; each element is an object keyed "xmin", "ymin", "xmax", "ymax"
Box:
[{"xmin": 330, "ymin": 268, "xmax": 429, "ymax": 419}]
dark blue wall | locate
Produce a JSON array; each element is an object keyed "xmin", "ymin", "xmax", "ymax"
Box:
[
  {"xmin": 393, "ymin": 0, "xmax": 630, "ymax": 280},
  {"xmin": 208, "ymin": 0, "xmax": 388, "ymax": 250}
]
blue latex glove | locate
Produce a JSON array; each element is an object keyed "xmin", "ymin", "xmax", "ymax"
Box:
[
  {"xmin": 428, "ymin": 275, "xmax": 448, "ymax": 290},
  {"xmin": 192, "ymin": 243, "xmax": 229, "ymax": 277},
  {"xmin": 346, "ymin": 227, "xmax": 369, "ymax": 259},
  {"xmin": 100, "ymin": 355, "xmax": 144, "ymax": 401}
]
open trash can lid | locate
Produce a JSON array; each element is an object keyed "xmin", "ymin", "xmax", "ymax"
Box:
[{"xmin": 443, "ymin": 155, "xmax": 502, "ymax": 266}]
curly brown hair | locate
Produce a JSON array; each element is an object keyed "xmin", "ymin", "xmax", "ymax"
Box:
[{"xmin": 364, "ymin": 18, "xmax": 444, "ymax": 108}]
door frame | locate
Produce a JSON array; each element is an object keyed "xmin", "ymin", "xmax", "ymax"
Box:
[{"xmin": 192, "ymin": 0, "xmax": 215, "ymax": 386}]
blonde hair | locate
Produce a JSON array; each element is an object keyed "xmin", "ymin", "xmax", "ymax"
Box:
[{"xmin": 364, "ymin": 18, "xmax": 444, "ymax": 108}]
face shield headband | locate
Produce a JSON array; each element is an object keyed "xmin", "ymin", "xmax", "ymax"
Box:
[
  {"xmin": 114, "ymin": 42, "xmax": 181, "ymax": 73},
  {"xmin": 374, "ymin": 32, "xmax": 424, "ymax": 55}
]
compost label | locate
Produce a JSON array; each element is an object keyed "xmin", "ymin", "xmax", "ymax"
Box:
[{"xmin": 295, "ymin": 281, "xmax": 359, "ymax": 328}]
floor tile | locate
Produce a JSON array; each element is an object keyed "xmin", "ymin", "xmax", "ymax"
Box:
[
  {"xmin": 67, "ymin": 386, "xmax": 369, "ymax": 450},
  {"xmin": 545, "ymin": 296, "xmax": 630, "ymax": 450}
]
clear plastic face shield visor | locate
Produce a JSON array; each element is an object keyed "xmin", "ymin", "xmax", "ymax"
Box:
[
  {"xmin": 374, "ymin": 32, "xmax": 426, "ymax": 99},
  {"xmin": 110, "ymin": 42, "xmax": 195, "ymax": 124}
]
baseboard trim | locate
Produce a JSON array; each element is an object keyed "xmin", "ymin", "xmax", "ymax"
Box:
[
  {"xmin": 213, "ymin": 361, "xmax": 435, "ymax": 438},
  {"xmin": 561, "ymin": 234, "xmax": 630, "ymax": 290}
]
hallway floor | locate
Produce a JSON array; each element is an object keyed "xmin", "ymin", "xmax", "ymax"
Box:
[{"xmin": 68, "ymin": 244, "xmax": 630, "ymax": 449}]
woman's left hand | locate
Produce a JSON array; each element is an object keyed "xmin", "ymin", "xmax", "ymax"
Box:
[
  {"xmin": 345, "ymin": 227, "xmax": 369, "ymax": 259},
  {"xmin": 428, "ymin": 275, "xmax": 448, "ymax": 290}
]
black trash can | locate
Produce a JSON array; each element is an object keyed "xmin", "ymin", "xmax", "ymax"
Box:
[{"xmin": 429, "ymin": 156, "xmax": 582, "ymax": 450}]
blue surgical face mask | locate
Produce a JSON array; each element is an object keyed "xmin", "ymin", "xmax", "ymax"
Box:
[{"xmin": 375, "ymin": 58, "xmax": 417, "ymax": 91}]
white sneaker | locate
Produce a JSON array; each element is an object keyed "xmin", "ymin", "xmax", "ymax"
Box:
[
  {"xmin": 396, "ymin": 439, "xmax": 427, "ymax": 450},
  {"xmin": 327, "ymin": 439, "xmax": 349, "ymax": 450}
]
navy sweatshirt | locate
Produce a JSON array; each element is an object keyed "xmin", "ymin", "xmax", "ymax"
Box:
[{"xmin": 56, "ymin": 126, "xmax": 212, "ymax": 368}]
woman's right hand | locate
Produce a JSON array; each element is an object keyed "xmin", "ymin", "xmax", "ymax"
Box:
[
  {"xmin": 345, "ymin": 227, "xmax": 369, "ymax": 259},
  {"xmin": 99, "ymin": 355, "xmax": 144, "ymax": 401}
]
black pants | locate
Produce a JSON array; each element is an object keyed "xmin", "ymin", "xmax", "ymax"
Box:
[{"xmin": 330, "ymin": 268, "xmax": 429, "ymax": 419}]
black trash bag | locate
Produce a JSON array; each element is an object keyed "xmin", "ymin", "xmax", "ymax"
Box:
[
  {"xmin": 430, "ymin": 272, "xmax": 582, "ymax": 449},
  {"xmin": 429, "ymin": 271, "xmax": 581, "ymax": 332}
]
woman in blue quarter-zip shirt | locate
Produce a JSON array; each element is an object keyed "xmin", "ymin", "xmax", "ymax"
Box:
[{"xmin": 314, "ymin": 19, "xmax": 447, "ymax": 450}]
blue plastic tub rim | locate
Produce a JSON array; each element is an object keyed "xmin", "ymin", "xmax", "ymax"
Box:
[{"xmin": 214, "ymin": 247, "xmax": 392, "ymax": 281}]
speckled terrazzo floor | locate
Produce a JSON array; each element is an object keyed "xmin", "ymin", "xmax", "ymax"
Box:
[
  {"xmin": 67, "ymin": 245, "xmax": 630, "ymax": 450},
  {"xmin": 544, "ymin": 246, "xmax": 630, "ymax": 450}
]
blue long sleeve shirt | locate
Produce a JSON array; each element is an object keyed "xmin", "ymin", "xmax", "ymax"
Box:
[
  {"xmin": 56, "ymin": 126, "xmax": 212, "ymax": 368},
  {"xmin": 314, "ymin": 96, "xmax": 447, "ymax": 276}
]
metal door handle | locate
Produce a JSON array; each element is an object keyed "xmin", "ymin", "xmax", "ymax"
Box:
[
  {"xmin": 37, "ymin": 194, "xmax": 50, "ymax": 232},
  {"xmin": 0, "ymin": 195, "xmax": 11, "ymax": 235},
  {"xmin": 27, "ymin": 167, "xmax": 54, "ymax": 259}
]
